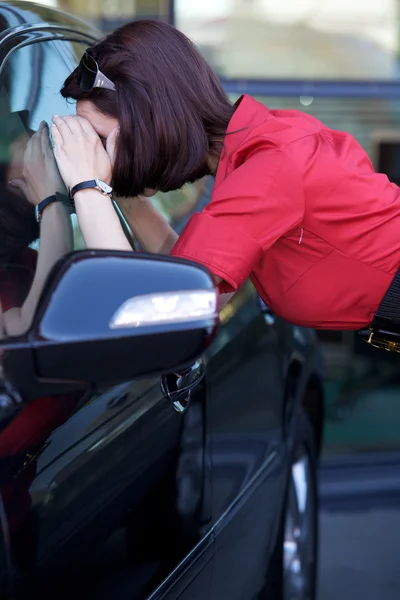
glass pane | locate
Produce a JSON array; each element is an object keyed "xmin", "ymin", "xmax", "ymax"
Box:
[
  {"xmin": 0, "ymin": 39, "xmax": 87, "ymax": 338},
  {"xmin": 228, "ymin": 93, "xmax": 400, "ymax": 163},
  {"xmin": 149, "ymin": 175, "xmax": 214, "ymax": 237},
  {"xmin": 176, "ymin": 0, "xmax": 400, "ymax": 81},
  {"xmin": 322, "ymin": 331, "xmax": 400, "ymax": 456},
  {"xmin": 58, "ymin": 0, "xmax": 171, "ymax": 32},
  {"xmin": 7, "ymin": 42, "xmax": 78, "ymax": 130}
]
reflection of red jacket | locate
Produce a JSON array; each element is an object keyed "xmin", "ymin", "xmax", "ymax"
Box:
[
  {"xmin": 0, "ymin": 248, "xmax": 81, "ymax": 531},
  {"xmin": 0, "ymin": 394, "xmax": 80, "ymax": 531}
]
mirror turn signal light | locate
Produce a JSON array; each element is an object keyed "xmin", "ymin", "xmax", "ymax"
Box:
[{"xmin": 109, "ymin": 289, "xmax": 218, "ymax": 329}]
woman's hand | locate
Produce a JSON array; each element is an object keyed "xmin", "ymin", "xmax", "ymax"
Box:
[
  {"xmin": 51, "ymin": 115, "xmax": 113, "ymax": 190},
  {"xmin": 105, "ymin": 126, "xmax": 119, "ymax": 164},
  {"xmin": 9, "ymin": 121, "xmax": 66, "ymax": 206}
]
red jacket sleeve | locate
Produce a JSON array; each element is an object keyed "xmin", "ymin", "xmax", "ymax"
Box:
[{"xmin": 170, "ymin": 146, "xmax": 304, "ymax": 292}]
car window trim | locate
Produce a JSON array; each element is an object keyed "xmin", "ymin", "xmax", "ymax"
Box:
[
  {"xmin": 0, "ymin": 26, "xmax": 97, "ymax": 77},
  {"xmin": 0, "ymin": 31, "xmax": 97, "ymax": 89},
  {"xmin": 0, "ymin": 23, "xmax": 98, "ymax": 48}
]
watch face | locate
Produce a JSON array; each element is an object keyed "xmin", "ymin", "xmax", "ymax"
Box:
[{"xmin": 95, "ymin": 179, "xmax": 113, "ymax": 195}]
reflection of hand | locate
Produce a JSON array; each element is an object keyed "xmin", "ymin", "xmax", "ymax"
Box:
[
  {"xmin": 7, "ymin": 133, "xmax": 30, "ymax": 184},
  {"xmin": 9, "ymin": 121, "xmax": 66, "ymax": 206},
  {"xmin": 51, "ymin": 115, "xmax": 114, "ymax": 190}
]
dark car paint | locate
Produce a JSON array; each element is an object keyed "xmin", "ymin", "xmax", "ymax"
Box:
[
  {"xmin": 0, "ymin": 4, "xmax": 324, "ymax": 599},
  {"xmin": 23, "ymin": 252, "xmax": 216, "ymax": 389}
]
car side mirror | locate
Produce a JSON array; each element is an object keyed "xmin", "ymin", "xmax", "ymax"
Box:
[{"xmin": 24, "ymin": 250, "xmax": 218, "ymax": 387}]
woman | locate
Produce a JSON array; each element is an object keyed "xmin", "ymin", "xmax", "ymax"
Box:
[{"xmin": 45, "ymin": 20, "xmax": 400, "ymax": 339}]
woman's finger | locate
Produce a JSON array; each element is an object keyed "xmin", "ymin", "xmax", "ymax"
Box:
[
  {"xmin": 106, "ymin": 126, "xmax": 119, "ymax": 162},
  {"xmin": 40, "ymin": 122, "xmax": 52, "ymax": 155},
  {"xmin": 74, "ymin": 115, "xmax": 98, "ymax": 138},
  {"xmin": 60, "ymin": 115, "xmax": 87, "ymax": 136},
  {"xmin": 39, "ymin": 122, "xmax": 47, "ymax": 154},
  {"xmin": 8, "ymin": 177, "xmax": 29, "ymax": 199},
  {"xmin": 25, "ymin": 130, "xmax": 39, "ymax": 162},
  {"xmin": 51, "ymin": 115, "xmax": 73, "ymax": 141},
  {"xmin": 54, "ymin": 115, "xmax": 75, "ymax": 134},
  {"xmin": 50, "ymin": 123, "xmax": 64, "ymax": 151}
]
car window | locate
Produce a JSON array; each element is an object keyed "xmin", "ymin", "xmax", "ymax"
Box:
[
  {"xmin": 0, "ymin": 36, "xmax": 214, "ymax": 338},
  {"xmin": 152, "ymin": 175, "xmax": 215, "ymax": 235},
  {"xmin": 0, "ymin": 39, "xmax": 89, "ymax": 338}
]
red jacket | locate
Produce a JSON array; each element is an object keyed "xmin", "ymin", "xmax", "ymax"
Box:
[{"xmin": 171, "ymin": 94, "xmax": 400, "ymax": 330}]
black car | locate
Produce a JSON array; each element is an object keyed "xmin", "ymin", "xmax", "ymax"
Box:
[{"xmin": 0, "ymin": 3, "xmax": 324, "ymax": 599}]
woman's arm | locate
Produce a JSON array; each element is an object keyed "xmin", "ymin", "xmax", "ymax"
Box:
[
  {"xmin": 116, "ymin": 195, "xmax": 178, "ymax": 254},
  {"xmin": 4, "ymin": 202, "xmax": 73, "ymax": 336},
  {"xmin": 73, "ymin": 188, "xmax": 132, "ymax": 251},
  {"xmin": 74, "ymin": 189, "xmax": 233, "ymax": 307},
  {"xmin": 116, "ymin": 179, "xmax": 209, "ymax": 253},
  {"xmin": 75, "ymin": 190, "xmax": 234, "ymax": 302}
]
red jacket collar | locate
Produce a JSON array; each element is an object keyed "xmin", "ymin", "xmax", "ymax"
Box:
[{"xmin": 215, "ymin": 94, "xmax": 270, "ymax": 186}]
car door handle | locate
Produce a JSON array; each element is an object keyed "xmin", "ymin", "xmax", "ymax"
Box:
[
  {"xmin": 161, "ymin": 359, "xmax": 206, "ymax": 413},
  {"xmin": 258, "ymin": 298, "xmax": 276, "ymax": 326}
]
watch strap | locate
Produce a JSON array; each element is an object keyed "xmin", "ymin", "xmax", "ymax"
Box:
[
  {"xmin": 70, "ymin": 180, "xmax": 98, "ymax": 198},
  {"xmin": 70, "ymin": 179, "xmax": 113, "ymax": 198},
  {"xmin": 56, "ymin": 191, "xmax": 76, "ymax": 214},
  {"xmin": 35, "ymin": 192, "xmax": 75, "ymax": 223},
  {"xmin": 35, "ymin": 195, "xmax": 57, "ymax": 223}
]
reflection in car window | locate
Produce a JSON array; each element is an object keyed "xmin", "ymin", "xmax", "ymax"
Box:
[
  {"xmin": 0, "ymin": 39, "xmax": 87, "ymax": 338},
  {"xmin": 0, "ymin": 41, "xmax": 92, "ymax": 586},
  {"xmin": 8, "ymin": 42, "xmax": 77, "ymax": 130},
  {"xmin": 151, "ymin": 175, "xmax": 215, "ymax": 237}
]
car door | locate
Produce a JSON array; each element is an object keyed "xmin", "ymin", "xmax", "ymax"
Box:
[
  {"xmin": 0, "ymin": 29, "xmax": 213, "ymax": 600},
  {"xmin": 160, "ymin": 179, "xmax": 290, "ymax": 598},
  {"xmin": 207, "ymin": 289, "xmax": 290, "ymax": 600}
]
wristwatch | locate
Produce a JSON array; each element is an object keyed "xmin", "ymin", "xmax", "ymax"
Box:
[
  {"xmin": 70, "ymin": 179, "xmax": 113, "ymax": 199},
  {"xmin": 35, "ymin": 192, "xmax": 73, "ymax": 223}
]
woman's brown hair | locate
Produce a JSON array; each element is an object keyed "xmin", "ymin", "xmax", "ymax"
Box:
[{"xmin": 61, "ymin": 20, "xmax": 235, "ymax": 197}]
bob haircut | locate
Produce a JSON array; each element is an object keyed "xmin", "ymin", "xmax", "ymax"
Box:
[{"xmin": 61, "ymin": 20, "xmax": 235, "ymax": 198}]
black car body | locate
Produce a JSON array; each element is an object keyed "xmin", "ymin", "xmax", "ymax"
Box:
[{"xmin": 0, "ymin": 3, "xmax": 324, "ymax": 599}]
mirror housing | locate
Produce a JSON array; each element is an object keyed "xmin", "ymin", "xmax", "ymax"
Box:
[{"xmin": 24, "ymin": 251, "xmax": 218, "ymax": 386}]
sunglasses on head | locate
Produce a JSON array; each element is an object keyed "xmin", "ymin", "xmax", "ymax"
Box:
[{"xmin": 77, "ymin": 51, "xmax": 116, "ymax": 92}]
